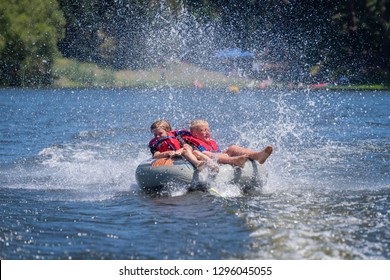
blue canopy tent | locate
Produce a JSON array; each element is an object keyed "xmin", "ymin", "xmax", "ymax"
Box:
[
  {"xmin": 213, "ymin": 48, "xmax": 254, "ymax": 76},
  {"xmin": 214, "ymin": 48, "xmax": 254, "ymax": 58}
]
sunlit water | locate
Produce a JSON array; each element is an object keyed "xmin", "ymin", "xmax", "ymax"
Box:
[{"xmin": 0, "ymin": 88, "xmax": 389, "ymax": 259}]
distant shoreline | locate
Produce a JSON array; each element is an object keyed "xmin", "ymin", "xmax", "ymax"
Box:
[
  {"xmin": 2, "ymin": 84, "xmax": 389, "ymax": 91},
  {"xmin": 1, "ymin": 58, "xmax": 389, "ymax": 91}
]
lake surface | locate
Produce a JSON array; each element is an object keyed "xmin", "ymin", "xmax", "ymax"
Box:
[{"xmin": 0, "ymin": 88, "xmax": 389, "ymax": 259}]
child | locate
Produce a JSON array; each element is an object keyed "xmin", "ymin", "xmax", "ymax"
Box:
[
  {"xmin": 181, "ymin": 119, "xmax": 273, "ymax": 168},
  {"xmin": 149, "ymin": 120, "xmax": 210, "ymax": 170}
]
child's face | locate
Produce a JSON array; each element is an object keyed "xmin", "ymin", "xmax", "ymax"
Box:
[
  {"xmin": 152, "ymin": 128, "xmax": 168, "ymax": 138},
  {"xmin": 191, "ymin": 124, "xmax": 211, "ymax": 141}
]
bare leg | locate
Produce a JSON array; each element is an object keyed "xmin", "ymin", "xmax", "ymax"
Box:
[
  {"xmin": 201, "ymin": 151, "xmax": 248, "ymax": 168},
  {"xmin": 193, "ymin": 150, "xmax": 212, "ymax": 161},
  {"xmin": 215, "ymin": 153, "xmax": 248, "ymax": 168},
  {"xmin": 182, "ymin": 148, "xmax": 205, "ymax": 170},
  {"xmin": 225, "ymin": 145, "xmax": 273, "ymax": 164},
  {"xmin": 192, "ymin": 150, "xmax": 219, "ymax": 172}
]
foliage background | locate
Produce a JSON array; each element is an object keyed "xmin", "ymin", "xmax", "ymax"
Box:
[{"xmin": 0, "ymin": 0, "xmax": 389, "ymax": 86}]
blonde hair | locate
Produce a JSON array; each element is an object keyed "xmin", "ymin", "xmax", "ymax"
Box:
[
  {"xmin": 150, "ymin": 119, "xmax": 172, "ymax": 132},
  {"xmin": 189, "ymin": 119, "xmax": 209, "ymax": 131}
]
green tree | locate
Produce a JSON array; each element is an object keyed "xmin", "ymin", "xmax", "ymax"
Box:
[
  {"xmin": 0, "ymin": 0, "xmax": 65, "ymax": 86},
  {"xmin": 58, "ymin": 0, "xmax": 103, "ymax": 63},
  {"xmin": 328, "ymin": 0, "xmax": 389, "ymax": 83},
  {"xmin": 55, "ymin": 0, "xmax": 388, "ymax": 83}
]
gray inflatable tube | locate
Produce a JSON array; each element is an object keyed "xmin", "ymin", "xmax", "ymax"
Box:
[{"xmin": 135, "ymin": 157, "xmax": 268, "ymax": 194}]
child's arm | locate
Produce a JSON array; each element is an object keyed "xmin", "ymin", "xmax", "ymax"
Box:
[{"xmin": 153, "ymin": 148, "xmax": 184, "ymax": 159}]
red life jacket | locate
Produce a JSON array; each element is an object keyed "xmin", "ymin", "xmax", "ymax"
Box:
[
  {"xmin": 149, "ymin": 132, "xmax": 182, "ymax": 155},
  {"xmin": 178, "ymin": 130, "xmax": 220, "ymax": 153}
]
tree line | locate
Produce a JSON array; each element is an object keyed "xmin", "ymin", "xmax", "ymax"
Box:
[{"xmin": 0, "ymin": 0, "xmax": 388, "ymax": 86}]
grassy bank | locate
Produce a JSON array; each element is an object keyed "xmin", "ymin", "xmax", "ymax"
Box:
[
  {"xmin": 53, "ymin": 58, "xmax": 255, "ymax": 89},
  {"xmin": 53, "ymin": 58, "xmax": 390, "ymax": 91},
  {"xmin": 326, "ymin": 84, "xmax": 389, "ymax": 91}
]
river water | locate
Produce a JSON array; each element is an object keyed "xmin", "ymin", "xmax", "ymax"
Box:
[{"xmin": 0, "ymin": 88, "xmax": 389, "ymax": 260}]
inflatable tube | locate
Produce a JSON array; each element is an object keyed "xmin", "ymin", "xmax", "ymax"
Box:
[{"xmin": 135, "ymin": 157, "xmax": 268, "ymax": 194}]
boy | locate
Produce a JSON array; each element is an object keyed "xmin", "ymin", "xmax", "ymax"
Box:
[{"xmin": 181, "ymin": 119, "xmax": 273, "ymax": 168}]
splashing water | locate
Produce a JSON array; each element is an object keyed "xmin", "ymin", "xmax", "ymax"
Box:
[
  {"xmin": 1, "ymin": 88, "xmax": 388, "ymax": 196},
  {"xmin": 1, "ymin": 88, "xmax": 389, "ymax": 260},
  {"xmin": 145, "ymin": 3, "xmax": 217, "ymax": 68},
  {"xmin": 1, "ymin": 0, "xmax": 389, "ymax": 260}
]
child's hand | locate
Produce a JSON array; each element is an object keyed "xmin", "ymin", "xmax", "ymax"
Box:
[
  {"xmin": 175, "ymin": 148, "xmax": 184, "ymax": 156},
  {"xmin": 182, "ymin": 144, "xmax": 192, "ymax": 150},
  {"xmin": 167, "ymin": 150, "xmax": 181, "ymax": 157},
  {"xmin": 167, "ymin": 151, "xmax": 176, "ymax": 157}
]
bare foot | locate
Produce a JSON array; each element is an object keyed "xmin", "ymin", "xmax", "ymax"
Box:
[
  {"xmin": 255, "ymin": 146, "xmax": 273, "ymax": 164},
  {"xmin": 206, "ymin": 160, "xmax": 219, "ymax": 173},
  {"xmin": 195, "ymin": 161, "xmax": 205, "ymax": 171}
]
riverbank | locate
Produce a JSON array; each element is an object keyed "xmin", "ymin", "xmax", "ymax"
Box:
[{"xmin": 52, "ymin": 58, "xmax": 390, "ymax": 91}]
